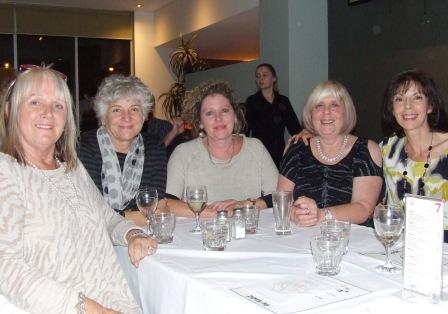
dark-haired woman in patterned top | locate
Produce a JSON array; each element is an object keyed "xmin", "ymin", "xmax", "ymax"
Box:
[{"xmin": 381, "ymin": 70, "xmax": 448, "ymax": 242}]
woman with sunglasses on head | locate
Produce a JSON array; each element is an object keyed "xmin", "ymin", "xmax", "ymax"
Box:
[
  {"xmin": 0, "ymin": 67, "xmax": 154, "ymax": 313},
  {"xmin": 381, "ymin": 70, "xmax": 448, "ymax": 242},
  {"xmin": 278, "ymin": 80, "xmax": 383, "ymax": 226},
  {"xmin": 245, "ymin": 63, "xmax": 301, "ymax": 168}
]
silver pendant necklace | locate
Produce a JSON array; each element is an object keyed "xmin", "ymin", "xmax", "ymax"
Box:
[
  {"xmin": 24, "ymin": 157, "xmax": 81, "ymax": 212},
  {"xmin": 315, "ymin": 135, "xmax": 349, "ymax": 163},
  {"xmin": 206, "ymin": 137, "xmax": 235, "ymax": 166}
]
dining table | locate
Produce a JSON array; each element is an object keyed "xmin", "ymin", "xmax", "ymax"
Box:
[
  {"xmin": 1, "ymin": 209, "xmax": 447, "ymax": 313},
  {"xmin": 115, "ymin": 209, "xmax": 448, "ymax": 314}
]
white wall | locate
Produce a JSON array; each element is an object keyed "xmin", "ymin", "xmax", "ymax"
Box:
[
  {"xmin": 134, "ymin": 0, "xmax": 259, "ymax": 118},
  {"xmin": 288, "ymin": 0, "xmax": 328, "ymax": 117},
  {"xmin": 186, "ymin": 60, "xmax": 258, "ymax": 102},
  {"xmin": 258, "ymin": 0, "xmax": 328, "ymax": 119},
  {"xmin": 259, "ymin": 0, "xmax": 290, "ymax": 96},
  {"xmin": 134, "ymin": 11, "xmax": 174, "ymax": 118},
  {"xmin": 187, "ymin": 0, "xmax": 329, "ymax": 119},
  {"xmin": 154, "ymin": 0, "xmax": 259, "ymax": 45},
  {"xmin": 134, "ymin": 0, "xmax": 328, "ymax": 120}
]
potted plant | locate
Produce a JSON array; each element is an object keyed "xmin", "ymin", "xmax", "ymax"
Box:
[{"xmin": 160, "ymin": 34, "xmax": 207, "ymax": 119}]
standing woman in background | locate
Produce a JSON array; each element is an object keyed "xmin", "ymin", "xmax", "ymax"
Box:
[
  {"xmin": 245, "ymin": 63, "xmax": 301, "ymax": 168},
  {"xmin": 381, "ymin": 69, "xmax": 448, "ymax": 242}
]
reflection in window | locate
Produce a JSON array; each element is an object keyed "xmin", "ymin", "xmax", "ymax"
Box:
[
  {"xmin": 17, "ymin": 35, "xmax": 76, "ymax": 96},
  {"xmin": 4, "ymin": 34, "xmax": 131, "ymax": 132},
  {"xmin": 78, "ymin": 38, "xmax": 131, "ymax": 132},
  {"xmin": 0, "ymin": 34, "xmax": 14, "ymax": 90}
]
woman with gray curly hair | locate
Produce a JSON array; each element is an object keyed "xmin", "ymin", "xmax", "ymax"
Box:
[
  {"xmin": 79, "ymin": 74, "xmax": 167, "ymax": 225},
  {"xmin": 166, "ymin": 80, "xmax": 278, "ymax": 217}
]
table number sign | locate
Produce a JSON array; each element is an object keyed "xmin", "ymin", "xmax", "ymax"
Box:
[{"xmin": 403, "ymin": 194, "xmax": 444, "ymax": 303}]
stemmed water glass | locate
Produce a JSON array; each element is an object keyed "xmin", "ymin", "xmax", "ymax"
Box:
[
  {"xmin": 136, "ymin": 187, "xmax": 159, "ymax": 235},
  {"xmin": 185, "ymin": 185, "xmax": 208, "ymax": 233},
  {"xmin": 373, "ymin": 203, "xmax": 405, "ymax": 273}
]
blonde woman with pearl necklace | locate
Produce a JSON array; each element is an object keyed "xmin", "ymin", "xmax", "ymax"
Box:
[{"xmin": 278, "ymin": 80, "xmax": 383, "ymax": 227}]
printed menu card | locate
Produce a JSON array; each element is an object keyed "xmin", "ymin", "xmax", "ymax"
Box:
[
  {"xmin": 232, "ymin": 274, "xmax": 371, "ymax": 313},
  {"xmin": 403, "ymin": 194, "xmax": 444, "ymax": 303}
]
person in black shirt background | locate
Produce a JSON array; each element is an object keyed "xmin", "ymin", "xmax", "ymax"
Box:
[{"xmin": 245, "ymin": 63, "xmax": 301, "ymax": 168}]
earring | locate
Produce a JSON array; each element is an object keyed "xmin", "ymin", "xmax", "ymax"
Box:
[{"xmin": 198, "ymin": 128, "xmax": 206, "ymax": 138}]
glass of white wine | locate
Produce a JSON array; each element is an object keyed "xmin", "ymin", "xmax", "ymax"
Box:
[
  {"xmin": 185, "ymin": 185, "xmax": 208, "ymax": 233},
  {"xmin": 373, "ymin": 203, "xmax": 405, "ymax": 273},
  {"xmin": 136, "ymin": 187, "xmax": 158, "ymax": 235}
]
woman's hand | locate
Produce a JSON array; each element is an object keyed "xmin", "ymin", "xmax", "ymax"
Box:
[
  {"xmin": 127, "ymin": 234, "xmax": 157, "ymax": 267},
  {"xmin": 284, "ymin": 129, "xmax": 313, "ymax": 152},
  {"xmin": 203, "ymin": 200, "xmax": 237, "ymax": 216},
  {"xmin": 290, "ymin": 196, "xmax": 322, "ymax": 227},
  {"xmin": 85, "ymin": 298, "xmax": 119, "ymax": 314},
  {"xmin": 205, "ymin": 199, "xmax": 251, "ymax": 216},
  {"xmin": 163, "ymin": 118, "xmax": 185, "ymax": 147},
  {"xmin": 172, "ymin": 117, "xmax": 185, "ymax": 135},
  {"xmin": 124, "ymin": 210, "xmax": 147, "ymax": 226}
]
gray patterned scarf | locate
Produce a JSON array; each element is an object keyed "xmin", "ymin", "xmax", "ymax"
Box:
[{"xmin": 97, "ymin": 126, "xmax": 144, "ymax": 212}]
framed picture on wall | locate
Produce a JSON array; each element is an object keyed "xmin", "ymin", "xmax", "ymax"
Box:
[{"xmin": 348, "ymin": 0, "xmax": 370, "ymax": 5}]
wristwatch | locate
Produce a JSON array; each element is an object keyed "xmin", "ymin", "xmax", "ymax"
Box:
[{"xmin": 324, "ymin": 207, "xmax": 334, "ymax": 220}]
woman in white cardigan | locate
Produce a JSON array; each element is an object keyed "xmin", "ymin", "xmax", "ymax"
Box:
[{"xmin": 0, "ymin": 66, "xmax": 156, "ymax": 313}]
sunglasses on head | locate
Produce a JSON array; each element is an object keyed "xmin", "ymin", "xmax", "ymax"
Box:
[{"xmin": 19, "ymin": 64, "xmax": 68, "ymax": 82}]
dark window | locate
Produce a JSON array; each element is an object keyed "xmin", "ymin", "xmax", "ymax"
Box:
[
  {"xmin": 17, "ymin": 35, "xmax": 76, "ymax": 97},
  {"xmin": 0, "ymin": 34, "xmax": 14, "ymax": 89},
  {"xmin": 78, "ymin": 38, "xmax": 131, "ymax": 132}
]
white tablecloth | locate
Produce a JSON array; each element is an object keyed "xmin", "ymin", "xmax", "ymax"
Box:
[{"xmin": 116, "ymin": 209, "xmax": 448, "ymax": 314}]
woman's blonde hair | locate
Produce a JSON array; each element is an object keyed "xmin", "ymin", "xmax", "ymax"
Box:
[
  {"xmin": 0, "ymin": 67, "xmax": 78, "ymax": 171},
  {"xmin": 182, "ymin": 80, "xmax": 246, "ymax": 137},
  {"xmin": 301, "ymin": 80, "xmax": 357, "ymax": 135}
]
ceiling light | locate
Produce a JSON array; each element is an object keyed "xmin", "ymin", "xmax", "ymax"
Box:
[
  {"xmin": 108, "ymin": 67, "xmax": 114, "ymax": 72},
  {"xmin": 136, "ymin": 4, "xmax": 143, "ymax": 8},
  {"xmin": 4, "ymin": 62, "xmax": 10, "ymax": 69}
]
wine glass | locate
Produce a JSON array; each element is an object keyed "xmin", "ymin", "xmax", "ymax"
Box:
[
  {"xmin": 185, "ymin": 185, "xmax": 208, "ymax": 233},
  {"xmin": 136, "ymin": 187, "xmax": 158, "ymax": 235},
  {"xmin": 373, "ymin": 203, "xmax": 405, "ymax": 273}
]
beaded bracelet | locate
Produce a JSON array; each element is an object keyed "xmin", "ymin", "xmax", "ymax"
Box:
[
  {"xmin": 126, "ymin": 230, "xmax": 149, "ymax": 242},
  {"xmin": 76, "ymin": 292, "xmax": 86, "ymax": 314}
]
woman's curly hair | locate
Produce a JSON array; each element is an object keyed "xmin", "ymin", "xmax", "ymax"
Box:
[{"xmin": 182, "ymin": 80, "xmax": 246, "ymax": 137}]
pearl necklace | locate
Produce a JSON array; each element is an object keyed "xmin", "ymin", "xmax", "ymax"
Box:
[
  {"xmin": 401, "ymin": 133, "xmax": 433, "ymax": 197},
  {"xmin": 25, "ymin": 157, "xmax": 81, "ymax": 212},
  {"xmin": 24, "ymin": 157, "xmax": 95, "ymax": 289},
  {"xmin": 315, "ymin": 135, "xmax": 349, "ymax": 163}
]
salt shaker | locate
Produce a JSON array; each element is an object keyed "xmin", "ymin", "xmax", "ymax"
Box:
[
  {"xmin": 217, "ymin": 209, "xmax": 231, "ymax": 242},
  {"xmin": 232, "ymin": 208, "xmax": 246, "ymax": 240}
]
